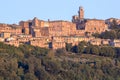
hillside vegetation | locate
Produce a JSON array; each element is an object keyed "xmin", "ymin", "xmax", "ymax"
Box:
[{"xmin": 0, "ymin": 42, "xmax": 120, "ymax": 80}]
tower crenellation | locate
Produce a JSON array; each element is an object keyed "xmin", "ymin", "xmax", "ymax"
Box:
[{"xmin": 72, "ymin": 6, "xmax": 84, "ymax": 23}]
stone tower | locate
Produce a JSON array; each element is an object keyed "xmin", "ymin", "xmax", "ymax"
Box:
[
  {"xmin": 32, "ymin": 17, "xmax": 39, "ymax": 27},
  {"xmin": 78, "ymin": 6, "xmax": 84, "ymax": 20}
]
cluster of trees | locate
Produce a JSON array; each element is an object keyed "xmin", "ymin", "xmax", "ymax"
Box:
[
  {"xmin": 93, "ymin": 30, "xmax": 120, "ymax": 39},
  {"xmin": 66, "ymin": 41, "xmax": 120, "ymax": 58},
  {"xmin": 1, "ymin": 42, "xmax": 120, "ymax": 80}
]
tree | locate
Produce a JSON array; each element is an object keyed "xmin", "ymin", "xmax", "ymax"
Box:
[
  {"xmin": 92, "ymin": 33, "xmax": 100, "ymax": 38},
  {"xmin": 117, "ymin": 32, "xmax": 120, "ymax": 39},
  {"xmin": 42, "ymin": 59, "xmax": 61, "ymax": 75},
  {"xmin": 100, "ymin": 47, "xmax": 115, "ymax": 57},
  {"xmin": 91, "ymin": 46, "xmax": 99, "ymax": 55},
  {"xmin": 77, "ymin": 41, "xmax": 88, "ymax": 54},
  {"xmin": 100, "ymin": 47, "xmax": 107, "ymax": 56},
  {"xmin": 24, "ymin": 73, "xmax": 38, "ymax": 80},
  {"xmin": 84, "ymin": 46, "xmax": 91, "ymax": 54},
  {"xmin": 55, "ymin": 48, "xmax": 66, "ymax": 55},
  {"xmin": 66, "ymin": 43, "xmax": 72, "ymax": 52},
  {"xmin": 100, "ymin": 30, "xmax": 117, "ymax": 39},
  {"xmin": 77, "ymin": 45, "xmax": 84, "ymax": 54},
  {"xmin": 108, "ymin": 47, "xmax": 115, "ymax": 57},
  {"xmin": 47, "ymin": 50, "xmax": 55, "ymax": 58},
  {"xmin": 71, "ymin": 45, "xmax": 78, "ymax": 53}
]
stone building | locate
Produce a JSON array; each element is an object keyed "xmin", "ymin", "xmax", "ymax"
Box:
[
  {"xmin": 51, "ymin": 36, "xmax": 94, "ymax": 48},
  {"xmin": 19, "ymin": 21, "xmax": 31, "ymax": 34},
  {"xmin": 5, "ymin": 40, "xmax": 19, "ymax": 47},
  {"xmin": 109, "ymin": 39, "xmax": 120, "ymax": 47},
  {"xmin": 0, "ymin": 6, "xmax": 113, "ymax": 49},
  {"xmin": 50, "ymin": 42, "xmax": 66, "ymax": 49},
  {"xmin": 49, "ymin": 20, "xmax": 77, "ymax": 36},
  {"xmin": 84, "ymin": 19, "xmax": 108, "ymax": 34},
  {"xmin": 72, "ymin": 7, "xmax": 108, "ymax": 35},
  {"xmin": 0, "ymin": 23, "xmax": 22, "ymax": 36},
  {"xmin": 89, "ymin": 39, "xmax": 102, "ymax": 46},
  {"xmin": 1, "ymin": 32, "xmax": 11, "ymax": 38},
  {"xmin": 19, "ymin": 17, "xmax": 85, "ymax": 37},
  {"xmin": 32, "ymin": 28, "xmax": 41, "ymax": 37},
  {"xmin": 29, "ymin": 37, "xmax": 49, "ymax": 48},
  {"xmin": 72, "ymin": 6, "xmax": 84, "ymax": 22}
]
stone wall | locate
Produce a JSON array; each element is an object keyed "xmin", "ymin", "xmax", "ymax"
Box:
[{"xmin": 85, "ymin": 20, "xmax": 108, "ymax": 34}]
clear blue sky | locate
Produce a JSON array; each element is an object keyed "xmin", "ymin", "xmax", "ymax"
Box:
[{"xmin": 0, "ymin": 0, "xmax": 120, "ymax": 24}]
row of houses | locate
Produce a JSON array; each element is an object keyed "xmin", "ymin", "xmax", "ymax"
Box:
[{"xmin": 0, "ymin": 33, "xmax": 119, "ymax": 49}]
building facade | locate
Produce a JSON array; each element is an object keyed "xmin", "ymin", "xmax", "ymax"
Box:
[{"xmin": 0, "ymin": 6, "xmax": 115, "ymax": 49}]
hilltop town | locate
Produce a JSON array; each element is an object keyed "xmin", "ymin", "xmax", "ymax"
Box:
[
  {"xmin": 0, "ymin": 6, "xmax": 120, "ymax": 49},
  {"xmin": 1, "ymin": 6, "xmax": 120, "ymax": 80}
]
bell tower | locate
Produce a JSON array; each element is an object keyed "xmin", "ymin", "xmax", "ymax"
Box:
[{"xmin": 78, "ymin": 6, "xmax": 84, "ymax": 20}]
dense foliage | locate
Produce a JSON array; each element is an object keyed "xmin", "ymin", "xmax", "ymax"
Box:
[
  {"xmin": 92, "ymin": 30, "xmax": 120, "ymax": 39},
  {"xmin": 0, "ymin": 42, "xmax": 120, "ymax": 80},
  {"xmin": 66, "ymin": 41, "xmax": 120, "ymax": 58}
]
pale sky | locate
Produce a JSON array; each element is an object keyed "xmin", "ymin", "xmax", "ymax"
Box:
[{"xmin": 0, "ymin": 0, "xmax": 120, "ymax": 24}]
